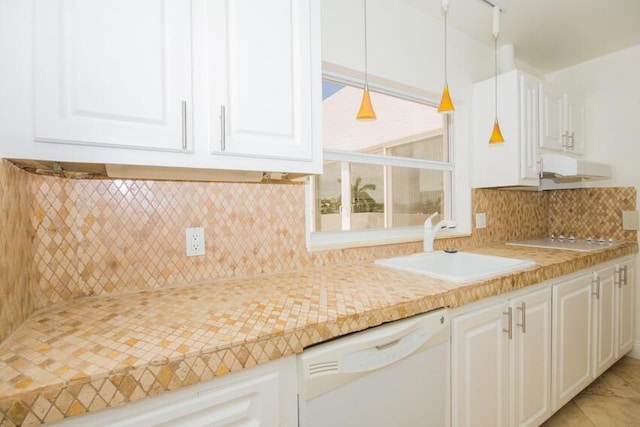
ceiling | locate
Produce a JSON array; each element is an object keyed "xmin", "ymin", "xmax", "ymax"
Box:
[{"xmin": 402, "ymin": 0, "xmax": 640, "ymax": 74}]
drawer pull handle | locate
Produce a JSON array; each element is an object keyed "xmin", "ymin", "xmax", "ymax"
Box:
[
  {"xmin": 516, "ymin": 302, "xmax": 526, "ymax": 333},
  {"xmin": 503, "ymin": 307, "xmax": 513, "ymax": 340},
  {"xmin": 592, "ymin": 275, "xmax": 601, "ymax": 299}
]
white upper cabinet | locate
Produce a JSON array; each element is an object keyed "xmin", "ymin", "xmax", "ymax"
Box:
[
  {"xmin": 540, "ymin": 84, "xmax": 585, "ymax": 155},
  {"xmin": 472, "ymin": 70, "xmax": 541, "ymax": 188},
  {"xmin": 208, "ymin": 0, "xmax": 319, "ymax": 164},
  {"xmin": 1, "ymin": 0, "xmax": 321, "ymax": 177},
  {"xmin": 34, "ymin": 0, "xmax": 193, "ymax": 151}
]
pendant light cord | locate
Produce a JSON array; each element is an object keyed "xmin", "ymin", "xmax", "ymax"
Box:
[
  {"xmin": 363, "ymin": 0, "xmax": 369, "ymax": 91},
  {"xmin": 444, "ymin": 8, "xmax": 448, "ymax": 86},
  {"xmin": 494, "ymin": 35, "xmax": 498, "ymax": 119}
]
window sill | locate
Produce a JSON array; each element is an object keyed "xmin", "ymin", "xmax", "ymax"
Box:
[{"xmin": 307, "ymin": 226, "xmax": 471, "ymax": 252}]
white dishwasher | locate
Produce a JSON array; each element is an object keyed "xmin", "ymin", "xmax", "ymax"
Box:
[{"xmin": 298, "ymin": 309, "xmax": 450, "ymax": 427}]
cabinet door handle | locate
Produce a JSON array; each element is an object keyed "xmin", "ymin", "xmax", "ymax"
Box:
[
  {"xmin": 616, "ymin": 265, "xmax": 625, "ymax": 288},
  {"xmin": 592, "ymin": 275, "xmax": 600, "ymax": 299},
  {"xmin": 568, "ymin": 132, "xmax": 575, "ymax": 149},
  {"xmin": 220, "ymin": 105, "xmax": 226, "ymax": 151},
  {"xmin": 623, "ymin": 265, "xmax": 628, "ymax": 286},
  {"xmin": 181, "ymin": 100, "xmax": 187, "ymax": 150},
  {"xmin": 503, "ymin": 307, "xmax": 513, "ymax": 340},
  {"xmin": 537, "ymin": 158, "xmax": 543, "ymax": 179},
  {"xmin": 516, "ymin": 302, "xmax": 526, "ymax": 333}
]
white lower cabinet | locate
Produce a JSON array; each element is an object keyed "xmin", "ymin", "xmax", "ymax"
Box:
[
  {"xmin": 510, "ymin": 288, "xmax": 553, "ymax": 426},
  {"xmin": 615, "ymin": 260, "xmax": 635, "ymax": 358},
  {"xmin": 51, "ymin": 356, "xmax": 297, "ymax": 427},
  {"xmin": 452, "ymin": 286, "xmax": 552, "ymax": 427},
  {"xmin": 454, "ymin": 256, "xmax": 635, "ymax": 426},
  {"xmin": 592, "ymin": 259, "xmax": 635, "ymax": 378},
  {"xmin": 452, "ymin": 301, "xmax": 509, "ymax": 427},
  {"xmin": 592, "ymin": 266, "xmax": 616, "ymax": 378},
  {"xmin": 552, "ymin": 259, "xmax": 635, "ymax": 412},
  {"xmin": 551, "ymin": 272, "xmax": 593, "ymax": 411}
]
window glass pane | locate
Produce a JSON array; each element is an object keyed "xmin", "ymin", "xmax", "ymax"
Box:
[
  {"xmin": 316, "ymin": 161, "xmax": 342, "ymax": 232},
  {"xmin": 349, "ymin": 163, "xmax": 384, "ymax": 230},
  {"xmin": 322, "ymin": 79, "xmax": 447, "ymax": 160},
  {"xmin": 311, "ymin": 76, "xmax": 454, "ymax": 246},
  {"xmin": 390, "ymin": 167, "xmax": 450, "ymax": 227},
  {"xmin": 386, "ymin": 134, "xmax": 448, "ymax": 162}
]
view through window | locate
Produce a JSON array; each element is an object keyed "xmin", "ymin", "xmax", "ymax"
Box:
[{"xmin": 311, "ymin": 78, "xmax": 452, "ymax": 237}]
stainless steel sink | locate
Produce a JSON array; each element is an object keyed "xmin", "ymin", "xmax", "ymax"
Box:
[{"xmin": 375, "ymin": 251, "xmax": 535, "ymax": 284}]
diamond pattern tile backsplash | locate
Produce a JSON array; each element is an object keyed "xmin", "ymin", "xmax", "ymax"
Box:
[
  {"xmin": 0, "ymin": 161, "xmax": 40, "ymax": 344},
  {"xmin": 0, "ymin": 159, "xmax": 636, "ymax": 342},
  {"xmin": 547, "ymin": 187, "xmax": 637, "ymax": 241}
]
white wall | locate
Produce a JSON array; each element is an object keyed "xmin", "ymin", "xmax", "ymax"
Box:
[
  {"xmin": 546, "ymin": 45, "xmax": 640, "ymax": 356},
  {"xmin": 321, "ymin": 0, "xmax": 497, "ymax": 232}
]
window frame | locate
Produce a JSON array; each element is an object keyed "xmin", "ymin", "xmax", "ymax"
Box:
[{"xmin": 306, "ymin": 72, "xmax": 466, "ymax": 252}]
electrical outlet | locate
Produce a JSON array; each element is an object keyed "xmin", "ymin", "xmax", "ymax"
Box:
[
  {"xmin": 186, "ymin": 227, "xmax": 205, "ymax": 256},
  {"xmin": 476, "ymin": 212, "xmax": 487, "ymax": 229},
  {"xmin": 622, "ymin": 210, "xmax": 639, "ymax": 231}
]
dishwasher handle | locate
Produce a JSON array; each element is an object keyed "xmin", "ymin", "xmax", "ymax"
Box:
[
  {"xmin": 298, "ymin": 310, "xmax": 449, "ymax": 400},
  {"xmin": 341, "ymin": 325, "xmax": 434, "ymax": 373}
]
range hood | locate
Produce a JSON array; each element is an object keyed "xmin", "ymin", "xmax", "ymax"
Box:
[{"xmin": 540, "ymin": 153, "xmax": 612, "ymax": 184}]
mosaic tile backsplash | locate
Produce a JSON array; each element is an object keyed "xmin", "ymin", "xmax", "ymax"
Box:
[
  {"xmin": 0, "ymin": 158, "xmax": 636, "ymax": 342},
  {"xmin": 548, "ymin": 187, "xmax": 637, "ymax": 241},
  {"xmin": 0, "ymin": 162, "xmax": 40, "ymax": 345}
]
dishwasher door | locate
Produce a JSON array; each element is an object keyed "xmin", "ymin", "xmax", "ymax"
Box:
[{"xmin": 298, "ymin": 309, "xmax": 450, "ymax": 427}]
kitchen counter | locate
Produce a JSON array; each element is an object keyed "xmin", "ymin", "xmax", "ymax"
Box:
[{"xmin": 0, "ymin": 242, "xmax": 637, "ymax": 426}]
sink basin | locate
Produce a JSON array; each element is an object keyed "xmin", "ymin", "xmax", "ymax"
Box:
[{"xmin": 375, "ymin": 251, "xmax": 535, "ymax": 284}]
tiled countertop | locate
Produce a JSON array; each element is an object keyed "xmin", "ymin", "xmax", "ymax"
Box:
[{"xmin": 0, "ymin": 242, "xmax": 637, "ymax": 426}]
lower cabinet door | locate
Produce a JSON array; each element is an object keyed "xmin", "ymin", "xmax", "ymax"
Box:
[
  {"xmin": 593, "ymin": 266, "xmax": 616, "ymax": 377},
  {"xmin": 552, "ymin": 273, "xmax": 594, "ymax": 411},
  {"xmin": 616, "ymin": 260, "xmax": 635, "ymax": 358},
  {"xmin": 511, "ymin": 287, "xmax": 552, "ymax": 427},
  {"xmin": 452, "ymin": 302, "xmax": 510, "ymax": 427},
  {"xmin": 51, "ymin": 357, "xmax": 297, "ymax": 427}
]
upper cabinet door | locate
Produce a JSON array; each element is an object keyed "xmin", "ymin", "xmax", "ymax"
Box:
[
  {"xmin": 208, "ymin": 0, "xmax": 319, "ymax": 164},
  {"xmin": 539, "ymin": 85, "xmax": 585, "ymax": 155},
  {"xmin": 471, "ymin": 70, "xmax": 541, "ymax": 188},
  {"xmin": 539, "ymin": 87, "xmax": 564, "ymax": 152},
  {"xmin": 34, "ymin": 0, "xmax": 193, "ymax": 151},
  {"xmin": 565, "ymin": 95, "xmax": 586, "ymax": 155},
  {"xmin": 519, "ymin": 74, "xmax": 540, "ymax": 181}
]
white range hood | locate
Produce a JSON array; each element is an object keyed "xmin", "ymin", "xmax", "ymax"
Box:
[{"xmin": 539, "ymin": 153, "xmax": 612, "ymax": 189}]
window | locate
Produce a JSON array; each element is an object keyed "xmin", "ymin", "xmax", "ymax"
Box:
[{"xmin": 307, "ymin": 75, "xmax": 455, "ymax": 250}]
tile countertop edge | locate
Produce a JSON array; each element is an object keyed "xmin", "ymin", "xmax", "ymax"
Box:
[{"xmin": 0, "ymin": 242, "xmax": 637, "ymax": 425}]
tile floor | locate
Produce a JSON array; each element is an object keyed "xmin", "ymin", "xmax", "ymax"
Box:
[{"xmin": 543, "ymin": 356, "xmax": 640, "ymax": 426}]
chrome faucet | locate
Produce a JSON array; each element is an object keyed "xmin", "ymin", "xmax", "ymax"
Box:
[{"xmin": 424, "ymin": 212, "xmax": 457, "ymax": 252}]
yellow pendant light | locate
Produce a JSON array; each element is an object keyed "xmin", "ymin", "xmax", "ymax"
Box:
[
  {"xmin": 437, "ymin": 0, "xmax": 455, "ymax": 113},
  {"xmin": 489, "ymin": 5, "xmax": 504, "ymax": 143},
  {"xmin": 357, "ymin": 0, "xmax": 376, "ymax": 120}
]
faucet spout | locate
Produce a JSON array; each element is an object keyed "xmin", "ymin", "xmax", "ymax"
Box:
[{"xmin": 424, "ymin": 212, "xmax": 457, "ymax": 252}]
